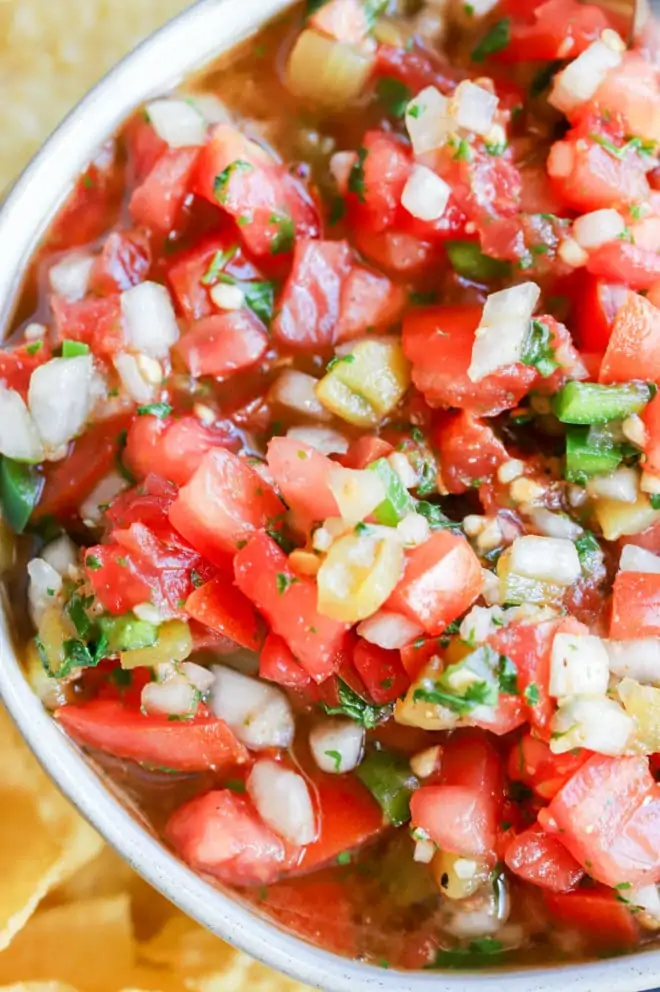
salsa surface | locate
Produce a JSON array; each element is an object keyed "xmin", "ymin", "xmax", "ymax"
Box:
[{"xmin": 6, "ymin": 0, "xmax": 660, "ymax": 972}]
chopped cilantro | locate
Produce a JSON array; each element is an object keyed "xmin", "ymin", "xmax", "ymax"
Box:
[
  {"xmin": 530, "ymin": 60, "xmax": 562, "ymax": 98},
  {"xmin": 276, "ymin": 572, "xmax": 298, "ymax": 595},
  {"xmin": 590, "ymin": 133, "xmax": 657, "ymax": 160},
  {"xmin": 61, "ymin": 340, "xmax": 90, "ymax": 358},
  {"xmin": 497, "ymin": 654, "xmax": 519, "ymax": 695},
  {"xmin": 213, "ymin": 160, "xmax": 253, "ymax": 204},
  {"xmin": 575, "ymin": 530, "xmax": 602, "ymax": 572},
  {"xmin": 376, "ymin": 77, "xmax": 412, "ymax": 119},
  {"xmin": 269, "ymin": 213, "xmax": 295, "ymax": 255},
  {"xmin": 336, "ymin": 850, "xmax": 351, "ymax": 865},
  {"xmin": 407, "ymin": 102, "xmax": 423, "ymax": 120},
  {"xmin": 110, "ymin": 667, "xmax": 133, "ymax": 688},
  {"xmin": 348, "ymin": 147, "xmax": 368, "ymax": 203},
  {"xmin": 428, "ymin": 937, "xmax": 506, "ymax": 970},
  {"xmin": 323, "ymin": 679, "xmax": 391, "ymax": 729},
  {"xmin": 25, "ymin": 340, "xmax": 43, "ymax": 356},
  {"xmin": 329, "ymin": 196, "xmax": 346, "ymax": 226},
  {"xmin": 522, "ymin": 319, "xmax": 560, "ymax": 378},
  {"xmin": 325, "ymin": 749, "xmax": 343, "ymax": 772},
  {"xmin": 266, "ymin": 525, "xmax": 296, "ymax": 554},
  {"xmin": 224, "ymin": 779, "xmax": 247, "ymax": 793},
  {"xmin": 200, "ymin": 245, "xmax": 238, "ymax": 285},
  {"xmin": 453, "ymin": 138, "xmax": 472, "ymax": 162},
  {"xmin": 409, "ymin": 290, "xmax": 438, "ymax": 305},
  {"xmin": 524, "ymin": 683, "xmax": 540, "ymax": 706},
  {"xmin": 484, "ymin": 139, "xmax": 507, "ymax": 156},
  {"xmin": 86, "ymin": 554, "xmax": 102, "ymax": 571},
  {"xmin": 327, "ymin": 353, "xmax": 355, "ymax": 372},
  {"xmin": 354, "ymin": 522, "xmax": 370, "ymax": 535},
  {"xmin": 190, "ymin": 569, "xmax": 205, "ymax": 589},
  {"xmin": 136, "ymin": 402, "xmax": 172, "ymax": 418},
  {"xmin": 413, "ymin": 679, "xmax": 498, "ymax": 715},
  {"xmin": 471, "ymin": 18, "xmax": 511, "ymax": 62},
  {"xmin": 651, "ymin": 494, "xmax": 660, "ymax": 510},
  {"xmin": 415, "ymin": 501, "xmax": 462, "ymax": 535},
  {"xmin": 83, "ymin": 175, "xmax": 95, "ymax": 189},
  {"xmin": 66, "ymin": 591, "xmax": 94, "ymax": 638}
]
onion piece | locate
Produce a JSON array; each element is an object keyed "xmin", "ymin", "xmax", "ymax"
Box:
[
  {"xmin": 525, "ymin": 507, "xmax": 583, "ymax": 540},
  {"xmin": 549, "ymin": 632, "xmax": 610, "ymax": 698},
  {"xmin": 550, "ymin": 695, "xmax": 634, "ymax": 755},
  {"xmin": 459, "ymin": 605, "xmax": 507, "ymax": 646},
  {"xmin": 450, "ymin": 80, "xmax": 498, "ymax": 137},
  {"xmin": 401, "ymin": 165, "xmax": 451, "ymax": 222},
  {"xmin": 189, "ymin": 94, "xmax": 232, "ymax": 125},
  {"xmin": 357, "ymin": 609, "xmax": 423, "ymax": 649},
  {"xmin": 550, "ymin": 38, "xmax": 622, "ymax": 115},
  {"xmin": 121, "ymin": 281, "xmax": 179, "ymax": 358},
  {"xmin": 0, "ymin": 386, "xmax": 44, "ymax": 463},
  {"xmin": 28, "ymin": 355, "xmax": 98, "ymax": 452},
  {"xmin": 468, "ymin": 283, "xmax": 541, "ymax": 383},
  {"xmin": 317, "ymin": 529, "xmax": 404, "ymax": 623},
  {"xmin": 573, "ymin": 209, "xmax": 626, "ymax": 250},
  {"xmin": 48, "ymin": 253, "xmax": 94, "ymax": 302},
  {"xmin": 595, "ymin": 494, "xmax": 660, "ymax": 540},
  {"xmin": 209, "ymin": 666, "xmax": 294, "ymax": 750},
  {"xmin": 286, "ymin": 29, "xmax": 373, "ymax": 108},
  {"xmin": 247, "ymin": 759, "xmax": 317, "ymax": 845},
  {"xmin": 405, "ymin": 86, "xmax": 452, "ymax": 156},
  {"xmin": 328, "ymin": 465, "xmax": 386, "ymax": 524},
  {"xmin": 27, "ymin": 558, "xmax": 63, "ymax": 626},
  {"xmin": 605, "ymin": 638, "xmax": 660, "ymax": 684},
  {"xmin": 619, "ymin": 544, "xmax": 660, "ymax": 574},
  {"xmin": 287, "ymin": 425, "xmax": 349, "ymax": 456},
  {"xmin": 309, "ymin": 718, "xmax": 365, "ymax": 774},
  {"xmin": 587, "ymin": 466, "xmax": 639, "ymax": 503},
  {"xmin": 42, "ymin": 535, "xmax": 79, "ymax": 577},
  {"xmin": 113, "ymin": 353, "xmax": 156, "ymax": 405},
  {"xmin": 270, "ymin": 369, "xmax": 333, "ymax": 422},
  {"xmin": 79, "ymin": 472, "xmax": 128, "ymax": 527},
  {"xmin": 509, "ymin": 535, "xmax": 581, "ymax": 587},
  {"xmin": 141, "ymin": 679, "xmax": 199, "ymax": 717},
  {"xmin": 146, "ymin": 98, "xmax": 207, "ymax": 148},
  {"xmin": 180, "ymin": 661, "xmax": 216, "ymax": 693}
]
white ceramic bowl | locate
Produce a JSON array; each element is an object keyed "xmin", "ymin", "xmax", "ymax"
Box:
[{"xmin": 1, "ymin": 2, "xmax": 659, "ymax": 989}]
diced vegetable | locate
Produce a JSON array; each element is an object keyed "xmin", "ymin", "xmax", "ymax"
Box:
[
  {"xmin": 508, "ymin": 536, "xmax": 581, "ymax": 587},
  {"xmin": 549, "ymin": 632, "xmax": 610, "ymax": 698},
  {"xmin": 209, "ymin": 666, "xmax": 295, "ymax": 750},
  {"xmin": 617, "ymin": 678, "xmax": 660, "ymax": 753},
  {"xmin": 550, "ymin": 38, "xmax": 622, "ymax": 115},
  {"xmin": 327, "ymin": 465, "xmax": 386, "ymax": 525},
  {"xmin": 0, "ymin": 458, "xmax": 42, "ymax": 533},
  {"xmin": 595, "ymin": 493, "xmax": 660, "ymax": 541},
  {"xmin": 146, "ymin": 98, "xmax": 207, "ymax": 148},
  {"xmin": 309, "ymin": 718, "xmax": 365, "ymax": 774},
  {"xmin": 468, "ymin": 283, "xmax": 541, "ymax": 383},
  {"xmin": 286, "ymin": 29, "xmax": 374, "ymax": 107},
  {"xmin": 248, "ymin": 760, "xmax": 317, "ymax": 845},
  {"xmin": 356, "ymin": 748, "xmax": 418, "ymax": 827},
  {"xmin": 368, "ymin": 457, "xmax": 415, "ymax": 526},
  {"xmin": 553, "ymin": 381, "xmax": 653, "ymax": 425},
  {"xmin": 119, "ymin": 619, "xmax": 192, "ymax": 670},
  {"xmin": 0, "ymin": 387, "xmax": 44, "ymax": 463},
  {"xmin": 98, "ymin": 614, "xmax": 158, "ymax": 653},
  {"xmin": 317, "ymin": 529, "xmax": 404, "ymax": 623},
  {"xmin": 121, "ymin": 281, "xmax": 180, "ymax": 358},
  {"xmin": 28, "ymin": 355, "xmax": 99, "ymax": 453},
  {"xmin": 551, "ymin": 696, "xmax": 634, "ymax": 756},
  {"xmin": 315, "ymin": 339, "xmax": 410, "ymax": 427}
]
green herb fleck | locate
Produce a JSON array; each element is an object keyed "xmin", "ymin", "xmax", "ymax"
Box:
[
  {"xmin": 471, "ymin": 18, "xmax": 510, "ymax": 62},
  {"xmin": 522, "ymin": 319, "xmax": 560, "ymax": 378},
  {"xmin": 323, "ymin": 679, "xmax": 391, "ymax": 729},
  {"xmin": 137, "ymin": 402, "xmax": 172, "ymax": 418},
  {"xmin": 276, "ymin": 573, "xmax": 298, "ymax": 595},
  {"xmin": 348, "ymin": 147, "xmax": 368, "ymax": 203},
  {"xmin": 200, "ymin": 245, "xmax": 238, "ymax": 285},
  {"xmin": 325, "ymin": 749, "xmax": 343, "ymax": 772},
  {"xmin": 269, "ymin": 213, "xmax": 295, "ymax": 256},
  {"xmin": 62, "ymin": 340, "xmax": 90, "ymax": 358},
  {"xmin": 376, "ymin": 77, "xmax": 412, "ymax": 119},
  {"xmin": 524, "ymin": 683, "xmax": 540, "ymax": 706},
  {"xmin": 213, "ymin": 160, "xmax": 254, "ymax": 204}
]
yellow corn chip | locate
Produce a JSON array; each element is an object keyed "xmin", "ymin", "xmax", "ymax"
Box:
[{"xmin": 0, "ymin": 984, "xmax": 79, "ymax": 992}]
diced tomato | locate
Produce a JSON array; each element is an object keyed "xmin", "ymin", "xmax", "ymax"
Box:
[
  {"xmin": 433, "ymin": 411, "xmax": 508, "ymax": 495},
  {"xmin": 124, "ymin": 414, "xmax": 238, "ymax": 488},
  {"xmin": 261, "ymin": 878, "xmax": 356, "ymax": 958},
  {"xmin": 541, "ymin": 754, "xmax": 660, "ymax": 887},
  {"xmin": 374, "ymin": 43, "xmax": 462, "ymax": 98},
  {"xmin": 411, "ymin": 783, "xmax": 496, "ymax": 858},
  {"xmin": 599, "ymin": 292, "xmax": 660, "ymax": 383},
  {"xmin": 505, "ymin": 826, "xmax": 584, "ymax": 893},
  {"xmin": 548, "ymin": 135, "xmax": 649, "ymax": 212},
  {"xmin": 402, "ymin": 306, "xmax": 537, "ymax": 416},
  {"xmin": 610, "ymin": 571, "xmax": 660, "ymax": 639},
  {"xmin": 51, "ymin": 294, "xmax": 124, "ymax": 357},
  {"xmin": 89, "ymin": 229, "xmax": 151, "ymax": 295},
  {"xmin": 643, "ymin": 391, "xmax": 660, "ymax": 476},
  {"xmin": 259, "ymin": 632, "xmax": 311, "ymax": 687},
  {"xmin": 125, "ymin": 115, "xmax": 167, "ymax": 184},
  {"xmin": 166, "ymin": 789, "xmax": 293, "ymax": 885},
  {"xmin": 185, "ymin": 574, "xmax": 263, "ymax": 651},
  {"xmin": 0, "ymin": 343, "xmax": 51, "ymax": 397},
  {"xmin": 105, "ymin": 473, "xmax": 177, "ymax": 531},
  {"xmin": 266, "ymin": 437, "xmax": 340, "ymax": 524},
  {"xmin": 56, "ymin": 699, "xmax": 248, "ymax": 773},
  {"xmin": 386, "ymin": 531, "xmax": 483, "ymax": 635},
  {"xmin": 544, "ymin": 887, "xmax": 639, "ymax": 951},
  {"xmin": 234, "ymin": 531, "xmax": 350, "ymax": 682},
  {"xmin": 272, "ymin": 240, "xmax": 353, "ymax": 351},
  {"xmin": 309, "ymin": 0, "xmax": 369, "ymax": 45},
  {"xmin": 508, "ymin": 733, "xmax": 590, "ymax": 802},
  {"xmin": 573, "ymin": 274, "xmax": 628, "ymax": 354},
  {"xmin": 335, "ymin": 265, "xmax": 406, "ymax": 344},
  {"xmin": 84, "ymin": 544, "xmax": 152, "ymax": 614},
  {"xmin": 501, "ymin": 0, "xmax": 610, "ymax": 62},
  {"xmin": 175, "ymin": 310, "xmax": 268, "ymax": 379},
  {"xmin": 166, "ymin": 230, "xmax": 261, "ymax": 320},
  {"xmin": 400, "ymin": 636, "xmax": 442, "ymax": 682},
  {"xmin": 46, "ymin": 151, "xmax": 123, "ymax": 251},
  {"xmin": 353, "ymin": 228, "xmax": 441, "ymax": 277},
  {"xmin": 36, "ymin": 415, "xmax": 133, "ymax": 520},
  {"xmin": 348, "ymin": 131, "xmax": 412, "ymax": 234},
  {"xmin": 169, "ymin": 449, "xmax": 284, "ymax": 567},
  {"xmin": 129, "ymin": 147, "xmax": 201, "ymax": 233},
  {"xmin": 593, "ymin": 52, "xmax": 660, "ymax": 144},
  {"xmin": 587, "ymin": 240, "xmax": 660, "ymax": 292},
  {"xmin": 352, "ymin": 640, "xmax": 410, "ymax": 705}
]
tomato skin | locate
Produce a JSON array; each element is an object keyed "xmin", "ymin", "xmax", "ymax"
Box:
[
  {"xmin": 402, "ymin": 306, "xmax": 537, "ymax": 416},
  {"xmin": 124, "ymin": 414, "xmax": 238, "ymax": 489},
  {"xmin": 587, "ymin": 241, "xmax": 660, "ymax": 292},
  {"xmin": 56, "ymin": 699, "xmax": 248, "ymax": 772},
  {"xmin": 185, "ymin": 574, "xmax": 263, "ymax": 651},
  {"xmin": 489, "ymin": 620, "xmax": 561, "ymax": 734},
  {"xmin": 544, "ymin": 887, "xmax": 639, "ymax": 951},
  {"xmin": 129, "ymin": 147, "xmax": 201, "ymax": 233},
  {"xmin": 501, "ymin": 0, "xmax": 610, "ymax": 62},
  {"xmin": 89, "ymin": 229, "xmax": 151, "ymax": 295},
  {"xmin": 0, "ymin": 344, "xmax": 51, "ymax": 397},
  {"xmin": 175, "ymin": 311, "xmax": 269, "ymax": 378},
  {"xmin": 386, "ymin": 531, "xmax": 483, "ymax": 635},
  {"xmin": 51, "ymin": 294, "xmax": 124, "ymax": 357},
  {"xmin": 505, "ymin": 827, "xmax": 584, "ymax": 893},
  {"xmin": 352, "ymin": 640, "xmax": 410, "ymax": 705},
  {"xmin": 169, "ymin": 449, "xmax": 283, "ymax": 567},
  {"xmin": 234, "ymin": 531, "xmax": 350, "ymax": 683},
  {"xmin": 374, "ymin": 43, "xmax": 462, "ymax": 98},
  {"xmin": 610, "ymin": 571, "xmax": 660, "ymax": 639},
  {"xmin": 508, "ymin": 733, "xmax": 590, "ymax": 802},
  {"xmin": 166, "ymin": 790, "xmax": 293, "ymax": 886},
  {"xmin": 349, "ymin": 131, "xmax": 412, "ymax": 234},
  {"xmin": 353, "ymin": 228, "xmax": 440, "ymax": 277},
  {"xmin": 541, "ymin": 754, "xmax": 660, "ymax": 887},
  {"xmin": 259, "ymin": 632, "xmax": 311, "ymax": 687},
  {"xmin": 272, "ymin": 239, "xmax": 353, "ymax": 351},
  {"xmin": 335, "ymin": 265, "xmax": 406, "ymax": 344},
  {"xmin": 433, "ymin": 411, "xmax": 508, "ymax": 494},
  {"xmin": 573, "ymin": 274, "xmax": 627, "ymax": 354},
  {"xmin": 125, "ymin": 116, "xmax": 167, "ymax": 183},
  {"xmin": 266, "ymin": 437, "xmax": 340, "ymax": 525},
  {"xmin": 340, "ymin": 436, "xmax": 394, "ymax": 470},
  {"xmin": 166, "ymin": 230, "xmax": 261, "ymax": 320},
  {"xmin": 599, "ymin": 292, "xmax": 660, "ymax": 384},
  {"xmin": 548, "ymin": 136, "xmax": 649, "ymax": 212},
  {"xmin": 593, "ymin": 52, "xmax": 660, "ymax": 144}
]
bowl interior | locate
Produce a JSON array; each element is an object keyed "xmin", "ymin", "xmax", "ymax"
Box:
[{"xmin": 0, "ymin": 2, "xmax": 659, "ymax": 989}]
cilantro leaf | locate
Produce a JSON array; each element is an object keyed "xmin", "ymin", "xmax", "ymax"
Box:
[
  {"xmin": 522, "ymin": 319, "xmax": 560, "ymax": 378},
  {"xmin": 471, "ymin": 18, "xmax": 510, "ymax": 62},
  {"xmin": 376, "ymin": 77, "xmax": 412, "ymax": 119},
  {"xmin": 269, "ymin": 213, "xmax": 295, "ymax": 255},
  {"xmin": 137, "ymin": 403, "xmax": 172, "ymax": 419},
  {"xmin": 323, "ymin": 679, "xmax": 391, "ymax": 729},
  {"xmin": 213, "ymin": 160, "xmax": 254, "ymax": 204},
  {"xmin": 200, "ymin": 245, "xmax": 238, "ymax": 285},
  {"xmin": 348, "ymin": 147, "xmax": 368, "ymax": 203}
]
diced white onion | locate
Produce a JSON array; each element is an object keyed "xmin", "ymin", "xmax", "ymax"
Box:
[
  {"xmin": 497, "ymin": 459, "xmax": 524, "ymax": 484},
  {"xmin": 141, "ymin": 679, "xmax": 199, "ymax": 717},
  {"xmin": 247, "ymin": 760, "xmax": 317, "ymax": 845},
  {"xmin": 632, "ymin": 885, "xmax": 660, "ymax": 930},
  {"xmin": 210, "ymin": 282, "xmax": 245, "ymax": 311},
  {"xmin": 27, "ymin": 558, "xmax": 63, "ymax": 626},
  {"xmin": 587, "ymin": 466, "xmax": 639, "ymax": 503},
  {"xmin": 180, "ymin": 661, "xmax": 216, "ymax": 693},
  {"xmin": 113, "ymin": 353, "xmax": 155, "ymax": 405},
  {"xmin": 209, "ymin": 666, "xmax": 294, "ymax": 750},
  {"xmin": 188, "ymin": 94, "xmax": 232, "ymax": 125},
  {"xmin": 605, "ymin": 638, "xmax": 660, "ymax": 684},
  {"xmin": 329, "ymin": 151, "xmax": 357, "ymax": 189},
  {"xmin": 450, "ymin": 80, "xmax": 498, "ymax": 137},
  {"xmin": 410, "ymin": 745, "xmax": 441, "ymax": 779},
  {"xmin": 509, "ymin": 535, "xmax": 581, "ymax": 586},
  {"xmin": 0, "ymin": 386, "xmax": 44, "ymax": 462},
  {"xmin": 388, "ymin": 452, "xmax": 418, "ymax": 489},
  {"xmin": 396, "ymin": 512, "xmax": 430, "ymax": 547},
  {"xmin": 405, "ymin": 86, "xmax": 452, "ymax": 156},
  {"xmin": 121, "ymin": 281, "xmax": 179, "ymax": 359},
  {"xmin": 445, "ymin": 886, "xmax": 509, "ymax": 938},
  {"xmin": 401, "ymin": 165, "xmax": 451, "ymax": 222},
  {"xmin": 286, "ymin": 425, "xmax": 349, "ymax": 456},
  {"xmin": 459, "ymin": 605, "xmax": 507, "ymax": 646},
  {"xmin": 551, "ymin": 695, "xmax": 634, "ymax": 755},
  {"xmin": 133, "ymin": 602, "xmax": 167, "ymax": 624},
  {"xmin": 356, "ymin": 609, "xmax": 423, "ymax": 649},
  {"xmin": 286, "ymin": 29, "xmax": 374, "ymax": 108},
  {"xmin": 526, "ymin": 507, "xmax": 583, "ymax": 540},
  {"xmin": 468, "ymin": 283, "xmax": 541, "ymax": 382},
  {"xmin": 328, "ymin": 465, "xmax": 386, "ymax": 525},
  {"xmin": 573, "ymin": 209, "xmax": 626, "ymax": 250},
  {"xmin": 146, "ymin": 98, "xmax": 207, "ymax": 148},
  {"xmin": 619, "ymin": 544, "xmax": 660, "ymax": 574},
  {"xmin": 309, "ymin": 717, "xmax": 365, "ymax": 774},
  {"xmin": 42, "ymin": 535, "xmax": 79, "ymax": 577},
  {"xmin": 549, "ymin": 632, "xmax": 610, "ymax": 698},
  {"xmin": 414, "ymin": 838, "xmax": 436, "ymax": 863},
  {"xmin": 48, "ymin": 253, "xmax": 94, "ymax": 302},
  {"xmin": 24, "ymin": 322, "xmax": 46, "ymax": 342},
  {"xmin": 79, "ymin": 472, "xmax": 128, "ymax": 526},
  {"xmin": 270, "ymin": 370, "xmax": 333, "ymax": 422},
  {"xmin": 550, "ymin": 39, "xmax": 622, "ymax": 115},
  {"xmin": 28, "ymin": 355, "xmax": 97, "ymax": 452}
]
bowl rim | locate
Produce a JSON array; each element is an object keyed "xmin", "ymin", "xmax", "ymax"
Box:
[{"xmin": 1, "ymin": 2, "xmax": 660, "ymax": 989}]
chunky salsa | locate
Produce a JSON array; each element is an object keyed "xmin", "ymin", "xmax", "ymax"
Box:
[{"xmin": 6, "ymin": 0, "xmax": 660, "ymax": 972}]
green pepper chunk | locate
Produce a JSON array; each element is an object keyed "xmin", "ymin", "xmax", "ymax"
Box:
[
  {"xmin": 564, "ymin": 426, "xmax": 624, "ymax": 483},
  {"xmin": 98, "ymin": 614, "xmax": 159, "ymax": 653},
  {"xmin": 553, "ymin": 381, "xmax": 654, "ymax": 425},
  {"xmin": 0, "ymin": 458, "xmax": 42, "ymax": 533},
  {"xmin": 368, "ymin": 458, "xmax": 414, "ymax": 526},
  {"xmin": 356, "ymin": 749, "xmax": 418, "ymax": 826},
  {"xmin": 446, "ymin": 241, "xmax": 511, "ymax": 282}
]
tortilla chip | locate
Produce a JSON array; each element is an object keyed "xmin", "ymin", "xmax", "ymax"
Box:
[
  {"xmin": 0, "ymin": 984, "xmax": 79, "ymax": 992},
  {"xmin": 0, "ymin": 895, "xmax": 134, "ymax": 992}
]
